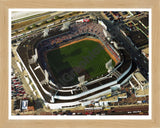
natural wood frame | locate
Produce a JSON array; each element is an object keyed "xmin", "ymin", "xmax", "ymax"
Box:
[{"xmin": 0, "ymin": 0, "xmax": 160, "ymax": 128}]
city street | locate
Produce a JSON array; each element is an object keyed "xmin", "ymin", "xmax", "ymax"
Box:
[
  {"xmin": 90, "ymin": 11, "xmax": 148, "ymax": 80},
  {"xmin": 102, "ymin": 19, "xmax": 148, "ymax": 80}
]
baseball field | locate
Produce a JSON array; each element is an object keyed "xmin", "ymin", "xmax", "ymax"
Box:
[{"xmin": 47, "ymin": 39, "xmax": 115, "ymax": 86}]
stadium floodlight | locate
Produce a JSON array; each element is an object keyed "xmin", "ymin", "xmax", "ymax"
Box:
[
  {"xmin": 77, "ymin": 75, "xmax": 87, "ymax": 92},
  {"xmin": 105, "ymin": 59, "xmax": 113, "ymax": 73},
  {"xmin": 113, "ymin": 42, "xmax": 119, "ymax": 49},
  {"xmin": 44, "ymin": 70, "xmax": 49, "ymax": 83},
  {"xmin": 16, "ymin": 18, "xmax": 134, "ymax": 109},
  {"xmin": 60, "ymin": 21, "xmax": 70, "ymax": 31},
  {"xmin": 98, "ymin": 20, "xmax": 107, "ymax": 30},
  {"xmin": 28, "ymin": 49, "xmax": 38, "ymax": 64},
  {"xmin": 78, "ymin": 75, "xmax": 85, "ymax": 83},
  {"xmin": 43, "ymin": 28, "xmax": 49, "ymax": 37},
  {"xmin": 50, "ymin": 96, "xmax": 55, "ymax": 103}
]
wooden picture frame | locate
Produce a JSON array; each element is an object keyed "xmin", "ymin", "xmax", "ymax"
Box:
[{"xmin": 0, "ymin": 0, "xmax": 160, "ymax": 127}]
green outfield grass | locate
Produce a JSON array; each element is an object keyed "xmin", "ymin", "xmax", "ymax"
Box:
[{"xmin": 47, "ymin": 39, "xmax": 115, "ymax": 86}]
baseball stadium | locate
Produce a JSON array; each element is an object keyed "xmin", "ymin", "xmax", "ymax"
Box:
[{"xmin": 16, "ymin": 19, "xmax": 136, "ymax": 109}]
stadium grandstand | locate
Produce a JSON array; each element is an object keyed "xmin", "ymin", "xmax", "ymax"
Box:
[{"xmin": 16, "ymin": 19, "xmax": 136, "ymax": 109}]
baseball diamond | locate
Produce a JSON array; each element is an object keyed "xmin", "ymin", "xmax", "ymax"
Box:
[
  {"xmin": 16, "ymin": 19, "xmax": 135, "ymax": 109},
  {"xmin": 46, "ymin": 39, "xmax": 115, "ymax": 87}
]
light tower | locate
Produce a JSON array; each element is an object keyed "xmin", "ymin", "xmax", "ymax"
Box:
[
  {"xmin": 60, "ymin": 21, "xmax": 70, "ymax": 31},
  {"xmin": 105, "ymin": 59, "xmax": 113, "ymax": 73},
  {"xmin": 28, "ymin": 48, "xmax": 38, "ymax": 64},
  {"xmin": 44, "ymin": 69, "xmax": 49, "ymax": 83},
  {"xmin": 77, "ymin": 75, "xmax": 87, "ymax": 92},
  {"xmin": 43, "ymin": 28, "xmax": 49, "ymax": 37}
]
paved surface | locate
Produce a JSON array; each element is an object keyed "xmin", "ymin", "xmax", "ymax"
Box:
[
  {"xmin": 12, "ymin": 13, "xmax": 88, "ymax": 40},
  {"xmin": 90, "ymin": 12, "xmax": 149, "ymax": 81},
  {"xmin": 12, "ymin": 11, "xmax": 54, "ymax": 24},
  {"xmin": 12, "ymin": 11, "xmax": 71, "ymax": 33},
  {"xmin": 11, "ymin": 12, "xmax": 149, "ymax": 114},
  {"xmin": 110, "ymin": 22, "xmax": 148, "ymax": 80},
  {"xmin": 11, "ymin": 46, "xmax": 38, "ymax": 99}
]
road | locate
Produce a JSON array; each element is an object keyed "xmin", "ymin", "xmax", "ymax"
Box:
[
  {"xmin": 13, "ymin": 11, "xmax": 149, "ymax": 80},
  {"xmin": 12, "ymin": 46, "xmax": 38, "ymax": 99},
  {"xmin": 12, "ymin": 13, "xmax": 88, "ymax": 41},
  {"xmin": 105, "ymin": 20, "xmax": 148, "ymax": 81},
  {"xmin": 12, "ymin": 11, "xmax": 55, "ymax": 24},
  {"xmin": 90, "ymin": 12, "xmax": 149, "ymax": 80},
  {"xmin": 12, "ymin": 11, "xmax": 72, "ymax": 33}
]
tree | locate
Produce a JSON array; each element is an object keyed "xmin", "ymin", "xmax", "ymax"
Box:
[
  {"xmin": 32, "ymin": 24, "xmax": 37, "ymax": 28},
  {"xmin": 24, "ymin": 26, "xmax": 31, "ymax": 31},
  {"xmin": 54, "ymin": 15, "xmax": 59, "ymax": 20},
  {"xmin": 47, "ymin": 19, "xmax": 53, "ymax": 23},
  {"xmin": 41, "ymin": 20, "xmax": 47, "ymax": 25}
]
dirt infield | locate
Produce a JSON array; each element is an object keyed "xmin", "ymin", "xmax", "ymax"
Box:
[{"xmin": 59, "ymin": 38, "xmax": 118, "ymax": 64}]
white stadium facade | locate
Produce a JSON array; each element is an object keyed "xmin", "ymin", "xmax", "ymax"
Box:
[{"xmin": 16, "ymin": 19, "xmax": 136, "ymax": 109}]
